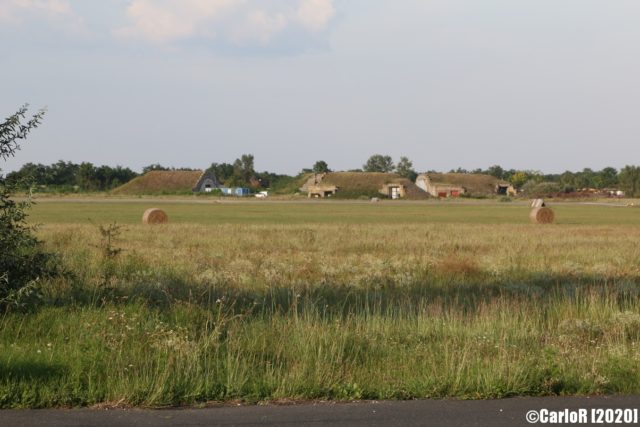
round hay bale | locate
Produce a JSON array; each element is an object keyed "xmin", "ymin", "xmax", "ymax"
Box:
[
  {"xmin": 530, "ymin": 207, "xmax": 554, "ymax": 224},
  {"xmin": 142, "ymin": 208, "xmax": 168, "ymax": 224}
]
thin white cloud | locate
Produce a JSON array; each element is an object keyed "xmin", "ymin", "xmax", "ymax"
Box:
[
  {"xmin": 0, "ymin": 0, "xmax": 82, "ymax": 27},
  {"xmin": 115, "ymin": 0, "xmax": 336, "ymax": 46},
  {"xmin": 231, "ymin": 9, "xmax": 288, "ymax": 45},
  {"xmin": 114, "ymin": 0, "xmax": 240, "ymax": 43},
  {"xmin": 296, "ymin": 0, "xmax": 335, "ymax": 32}
]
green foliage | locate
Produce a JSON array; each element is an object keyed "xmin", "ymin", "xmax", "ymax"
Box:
[
  {"xmin": 227, "ymin": 154, "xmax": 256, "ymax": 187},
  {"xmin": 3, "ymin": 267, "xmax": 640, "ymax": 405},
  {"xmin": 141, "ymin": 164, "xmax": 197, "ymax": 174},
  {"xmin": 256, "ymin": 172, "xmax": 301, "ymax": 193},
  {"xmin": 312, "ymin": 160, "xmax": 330, "ymax": 174},
  {"xmin": 7, "ymin": 160, "xmax": 137, "ymax": 191},
  {"xmin": 206, "ymin": 162, "xmax": 234, "ymax": 183},
  {"xmin": 599, "ymin": 167, "xmax": 619, "ymax": 188},
  {"xmin": 142, "ymin": 163, "xmax": 170, "ymax": 173},
  {"xmin": 486, "ymin": 164, "xmax": 505, "ymax": 179},
  {"xmin": 395, "ymin": 156, "xmax": 416, "ymax": 180},
  {"xmin": 558, "ymin": 167, "xmax": 620, "ymax": 190},
  {"xmin": 0, "ymin": 182, "xmax": 52, "ymax": 311},
  {"xmin": 93, "ymin": 222, "xmax": 125, "ymax": 259},
  {"xmin": 521, "ymin": 181, "xmax": 562, "ymax": 197},
  {"xmin": 509, "ymin": 171, "xmax": 532, "ymax": 189},
  {"xmin": 0, "ymin": 105, "xmax": 44, "ymax": 160},
  {"xmin": 442, "ymin": 166, "xmax": 621, "ymax": 193},
  {"xmin": 0, "ymin": 106, "xmax": 57, "ymax": 312},
  {"xmin": 619, "ymin": 166, "xmax": 640, "ymax": 197},
  {"xmin": 363, "ymin": 154, "xmax": 394, "ymax": 173}
]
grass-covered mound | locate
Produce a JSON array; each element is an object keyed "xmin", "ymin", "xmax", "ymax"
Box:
[
  {"xmin": 111, "ymin": 171, "xmax": 203, "ymax": 195},
  {"xmin": 427, "ymin": 173, "xmax": 510, "ymax": 197},
  {"xmin": 320, "ymin": 172, "xmax": 428, "ymax": 199}
]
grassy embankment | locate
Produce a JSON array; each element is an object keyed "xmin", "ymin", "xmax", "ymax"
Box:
[{"xmin": 1, "ymin": 200, "xmax": 640, "ymax": 407}]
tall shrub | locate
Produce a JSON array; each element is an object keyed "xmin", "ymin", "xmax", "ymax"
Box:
[{"xmin": 0, "ymin": 105, "xmax": 56, "ymax": 311}]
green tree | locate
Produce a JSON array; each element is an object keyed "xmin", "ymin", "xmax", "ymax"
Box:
[
  {"xmin": 49, "ymin": 160, "xmax": 78, "ymax": 185},
  {"xmin": 0, "ymin": 105, "xmax": 56, "ymax": 311},
  {"xmin": 76, "ymin": 162, "xmax": 97, "ymax": 191},
  {"xmin": 598, "ymin": 167, "xmax": 618, "ymax": 188},
  {"xmin": 521, "ymin": 181, "xmax": 562, "ymax": 197},
  {"xmin": 228, "ymin": 154, "xmax": 256, "ymax": 187},
  {"xmin": 312, "ymin": 160, "xmax": 330, "ymax": 174},
  {"xmin": 486, "ymin": 165, "xmax": 505, "ymax": 179},
  {"xmin": 509, "ymin": 171, "xmax": 529, "ymax": 189},
  {"xmin": 206, "ymin": 162, "xmax": 235, "ymax": 183},
  {"xmin": 449, "ymin": 167, "xmax": 469, "ymax": 174},
  {"xmin": 142, "ymin": 163, "xmax": 170, "ymax": 174},
  {"xmin": 363, "ymin": 154, "xmax": 394, "ymax": 173},
  {"xmin": 559, "ymin": 171, "xmax": 576, "ymax": 190},
  {"xmin": 619, "ymin": 166, "xmax": 640, "ymax": 197},
  {"xmin": 395, "ymin": 156, "xmax": 416, "ymax": 180}
]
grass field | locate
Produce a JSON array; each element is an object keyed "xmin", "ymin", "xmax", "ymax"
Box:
[
  {"xmin": 26, "ymin": 198, "xmax": 640, "ymax": 225},
  {"xmin": 2, "ymin": 199, "xmax": 640, "ymax": 407}
]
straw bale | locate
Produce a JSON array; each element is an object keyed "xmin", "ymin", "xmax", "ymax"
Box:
[
  {"xmin": 530, "ymin": 207, "xmax": 554, "ymax": 224},
  {"xmin": 142, "ymin": 208, "xmax": 168, "ymax": 224}
]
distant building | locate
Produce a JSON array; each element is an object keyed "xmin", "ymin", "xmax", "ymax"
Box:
[
  {"xmin": 192, "ymin": 171, "xmax": 222, "ymax": 193},
  {"xmin": 220, "ymin": 187, "xmax": 251, "ymax": 197},
  {"xmin": 380, "ymin": 182, "xmax": 406, "ymax": 199},
  {"xmin": 307, "ymin": 184, "xmax": 339, "ymax": 198},
  {"xmin": 111, "ymin": 170, "xmax": 222, "ymax": 195},
  {"xmin": 416, "ymin": 173, "xmax": 515, "ymax": 197},
  {"xmin": 300, "ymin": 172, "xmax": 428, "ymax": 199}
]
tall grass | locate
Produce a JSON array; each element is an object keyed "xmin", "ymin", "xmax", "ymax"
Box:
[
  {"xmin": 2, "ymin": 203, "xmax": 640, "ymax": 407},
  {"xmin": 2, "ymin": 293, "xmax": 640, "ymax": 407}
]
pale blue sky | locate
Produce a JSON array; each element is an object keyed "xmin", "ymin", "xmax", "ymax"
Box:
[{"xmin": 2, "ymin": 0, "xmax": 640, "ymax": 174}]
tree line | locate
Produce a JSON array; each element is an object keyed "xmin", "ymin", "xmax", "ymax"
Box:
[
  {"xmin": 5, "ymin": 153, "xmax": 640, "ymax": 197},
  {"xmin": 448, "ymin": 164, "xmax": 640, "ymax": 196},
  {"xmin": 6, "ymin": 161, "xmax": 138, "ymax": 191}
]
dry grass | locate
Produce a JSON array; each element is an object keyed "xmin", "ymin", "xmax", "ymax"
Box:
[
  {"xmin": 38, "ymin": 221, "xmax": 640, "ymax": 292},
  {"xmin": 1, "ymin": 201, "xmax": 640, "ymax": 407}
]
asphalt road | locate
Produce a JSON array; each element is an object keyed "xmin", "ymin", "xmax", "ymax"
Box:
[{"xmin": 2, "ymin": 396, "xmax": 640, "ymax": 427}]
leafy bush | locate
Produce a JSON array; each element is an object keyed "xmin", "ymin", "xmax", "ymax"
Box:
[
  {"xmin": 0, "ymin": 106, "xmax": 58, "ymax": 311},
  {"xmin": 521, "ymin": 180, "xmax": 562, "ymax": 197}
]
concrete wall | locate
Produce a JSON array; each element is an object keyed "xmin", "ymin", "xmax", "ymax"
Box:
[{"xmin": 416, "ymin": 175, "xmax": 464, "ymax": 197}]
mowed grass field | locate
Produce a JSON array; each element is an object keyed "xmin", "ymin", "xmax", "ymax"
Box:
[
  {"xmin": 26, "ymin": 198, "xmax": 640, "ymax": 225},
  {"xmin": 2, "ymin": 199, "xmax": 640, "ymax": 407}
]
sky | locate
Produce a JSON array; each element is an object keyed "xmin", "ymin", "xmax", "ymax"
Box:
[{"xmin": 2, "ymin": 0, "xmax": 640, "ymax": 175}]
